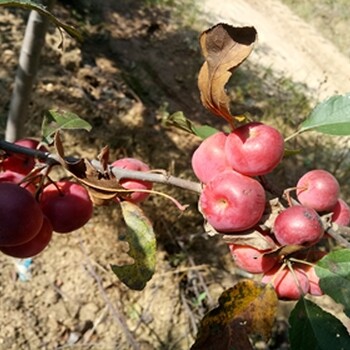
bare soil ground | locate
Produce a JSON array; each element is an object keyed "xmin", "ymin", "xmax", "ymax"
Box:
[{"xmin": 0, "ymin": 1, "xmax": 349, "ymax": 349}]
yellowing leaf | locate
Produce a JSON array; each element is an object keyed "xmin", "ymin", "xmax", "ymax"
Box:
[
  {"xmin": 111, "ymin": 201, "xmax": 156, "ymax": 291},
  {"xmin": 198, "ymin": 24, "xmax": 257, "ymax": 125},
  {"xmin": 191, "ymin": 280, "xmax": 278, "ymax": 350}
]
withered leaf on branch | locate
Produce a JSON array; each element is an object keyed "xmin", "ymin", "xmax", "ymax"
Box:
[
  {"xmin": 198, "ymin": 23, "xmax": 257, "ymax": 125},
  {"xmin": 53, "ymin": 134, "xmax": 123, "ymax": 205},
  {"xmin": 97, "ymin": 145, "xmax": 110, "ymax": 173},
  {"xmin": 222, "ymin": 230, "xmax": 278, "ymax": 251},
  {"xmin": 68, "ymin": 160, "xmax": 124, "ymax": 206}
]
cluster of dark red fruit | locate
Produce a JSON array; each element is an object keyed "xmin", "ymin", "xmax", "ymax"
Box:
[
  {"xmin": 192, "ymin": 122, "xmax": 350, "ymax": 300},
  {"xmin": 0, "ymin": 139, "xmax": 153, "ymax": 259}
]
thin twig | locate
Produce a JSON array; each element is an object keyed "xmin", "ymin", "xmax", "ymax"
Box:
[
  {"xmin": 180, "ymin": 289, "xmax": 198, "ymax": 336},
  {"xmin": 82, "ymin": 305, "xmax": 109, "ymax": 345},
  {"xmin": 0, "ymin": 140, "xmax": 202, "ymax": 193},
  {"xmin": 327, "ymin": 226, "xmax": 350, "ymax": 248},
  {"xmin": 77, "ymin": 234, "xmax": 140, "ymax": 350}
]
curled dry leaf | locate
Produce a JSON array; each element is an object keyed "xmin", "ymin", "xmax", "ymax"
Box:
[
  {"xmin": 97, "ymin": 145, "xmax": 110, "ymax": 173},
  {"xmin": 75, "ymin": 160, "xmax": 123, "ymax": 206},
  {"xmin": 198, "ymin": 23, "xmax": 257, "ymax": 125},
  {"xmin": 222, "ymin": 230, "xmax": 278, "ymax": 251},
  {"xmin": 264, "ymin": 244, "xmax": 306, "ymax": 260},
  {"xmin": 53, "ymin": 134, "xmax": 122, "ymax": 205},
  {"xmin": 64, "ymin": 158, "xmax": 123, "ymax": 206},
  {"xmin": 261, "ymin": 197, "xmax": 286, "ymax": 230}
]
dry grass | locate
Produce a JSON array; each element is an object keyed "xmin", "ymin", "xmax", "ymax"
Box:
[{"xmin": 281, "ymin": 0, "xmax": 350, "ymax": 55}]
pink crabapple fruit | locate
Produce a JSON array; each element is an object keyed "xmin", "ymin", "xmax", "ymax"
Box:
[
  {"xmin": 273, "ymin": 205, "xmax": 324, "ymax": 246},
  {"xmin": 111, "ymin": 158, "xmax": 153, "ymax": 203},
  {"xmin": 191, "ymin": 132, "xmax": 230, "ymax": 183},
  {"xmin": 40, "ymin": 181, "xmax": 93, "ymax": 233},
  {"xmin": 303, "ymin": 265, "xmax": 323, "ymax": 296},
  {"xmin": 199, "ymin": 170, "xmax": 266, "ymax": 232},
  {"xmin": 0, "ymin": 216, "xmax": 53, "ymax": 258},
  {"xmin": 331, "ymin": 198, "xmax": 350, "ymax": 226},
  {"xmin": 296, "ymin": 169, "xmax": 340, "ymax": 212},
  {"xmin": 293, "ymin": 250, "xmax": 327, "ymax": 297},
  {"xmin": 0, "ymin": 182, "xmax": 43, "ymax": 246},
  {"xmin": 262, "ymin": 265, "xmax": 310, "ymax": 300},
  {"xmin": 2, "ymin": 138, "xmax": 47, "ymax": 175},
  {"xmin": 224, "ymin": 122, "xmax": 285, "ymax": 177},
  {"xmin": 228, "ymin": 235, "xmax": 278, "ymax": 274}
]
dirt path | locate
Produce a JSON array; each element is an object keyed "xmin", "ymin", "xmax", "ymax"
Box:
[{"xmin": 200, "ymin": 0, "xmax": 350, "ymax": 101}]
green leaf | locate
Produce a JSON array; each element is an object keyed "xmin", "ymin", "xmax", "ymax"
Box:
[
  {"xmin": 192, "ymin": 125, "xmax": 219, "ymax": 139},
  {"xmin": 111, "ymin": 201, "xmax": 156, "ymax": 291},
  {"xmin": 299, "ymin": 93, "xmax": 350, "ymax": 135},
  {"xmin": 315, "ymin": 249, "xmax": 350, "ymax": 317},
  {"xmin": 289, "ymin": 297, "xmax": 350, "ymax": 350},
  {"xmin": 42, "ymin": 110, "xmax": 92, "ymax": 144},
  {"xmin": 162, "ymin": 111, "xmax": 218, "ymax": 139},
  {"xmin": 0, "ymin": 0, "xmax": 82, "ymax": 41}
]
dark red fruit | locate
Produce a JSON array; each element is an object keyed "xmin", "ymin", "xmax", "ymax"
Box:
[
  {"xmin": 0, "ymin": 216, "xmax": 52, "ymax": 258},
  {"xmin": 0, "ymin": 170, "xmax": 36, "ymax": 193},
  {"xmin": 2, "ymin": 138, "xmax": 46, "ymax": 175},
  {"xmin": 40, "ymin": 181, "xmax": 93, "ymax": 233},
  {"xmin": 0, "ymin": 183, "xmax": 43, "ymax": 246}
]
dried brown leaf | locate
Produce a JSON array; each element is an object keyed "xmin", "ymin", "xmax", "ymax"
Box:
[
  {"xmin": 222, "ymin": 230, "xmax": 278, "ymax": 250},
  {"xmin": 198, "ymin": 23, "xmax": 257, "ymax": 124},
  {"xmin": 53, "ymin": 131, "xmax": 65, "ymax": 164},
  {"xmin": 98, "ymin": 145, "xmax": 110, "ymax": 173},
  {"xmin": 69, "ymin": 160, "xmax": 123, "ymax": 205},
  {"xmin": 264, "ymin": 244, "xmax": 306, "ymax": 260},
  {"xmin": 52, "ymin": 137, "xmax": 123, "ymax": 205}
]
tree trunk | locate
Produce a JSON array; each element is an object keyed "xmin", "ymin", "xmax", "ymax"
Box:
[{"xmin": 5, "ymin": 0, "xmax": 55, "ymax": 142}]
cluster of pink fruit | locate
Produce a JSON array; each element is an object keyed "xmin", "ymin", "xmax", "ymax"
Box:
[
  {"xmin": 192, "ymin": 122, "xmax": 350, "ymax": 300},
  {"xmin": 0, "ymin": 139, "xmax": 153, "ymax": 259}
]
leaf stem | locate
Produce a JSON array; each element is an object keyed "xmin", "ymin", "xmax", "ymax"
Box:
[{"xmin": 284, "ymin": 130, "xmax": 302, "ymax": 142}]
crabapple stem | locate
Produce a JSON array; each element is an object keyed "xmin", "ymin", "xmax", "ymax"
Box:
[
  {"xmin": 0, "ymin": 140, "xmax": 202, "ymax": 193},
  {"xmin": 327, "ymin": 225, "xmax": 350, "ymax": 248},
  {"xmin": 289, "ymin": 258, "xmax": 316, "ymax": 268},
  {"xmin": 283, "ymin": 187, "xmax": 299, "ymax": 207},
  {"xmin": 268, "ymin": 261, "xmax": 287, "ymax": 285},
  {"xmin": 286, "ymin": 260, "xmax": 307, "ymax": 297},
  {"xmin": 284, "ymin": 130, "xmax": 302, "ymax": 142}
]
